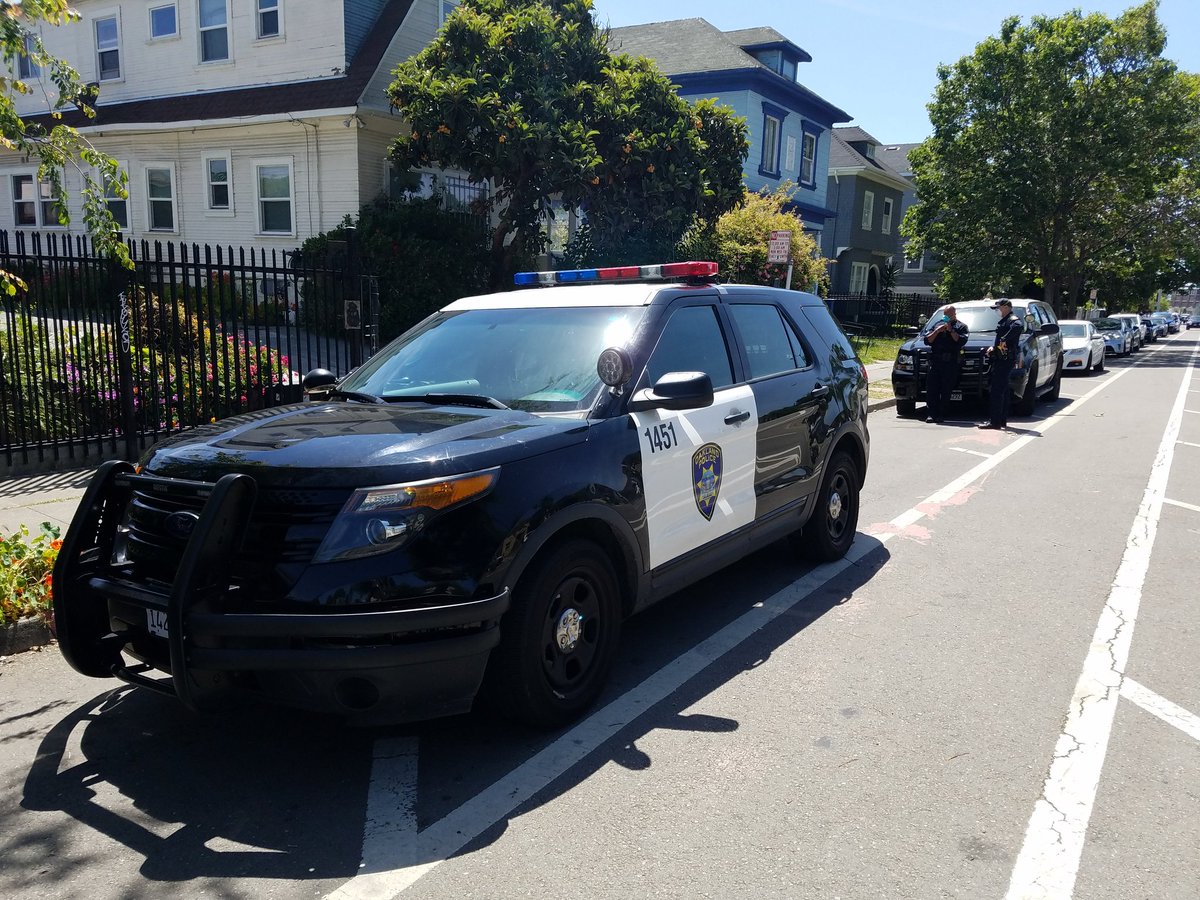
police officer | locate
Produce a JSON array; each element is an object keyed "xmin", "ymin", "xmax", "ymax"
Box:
[
  {"xmin": 923, "ymin": 305, "xmax": 969, "ymax": 423},
  {"xmin": 978, "ymin": 298, "xmax": 1024, "ymax": 430}
]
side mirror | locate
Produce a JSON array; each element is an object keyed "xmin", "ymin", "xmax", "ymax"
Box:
[
  {"xmin": 1040, "ymin": 323, "xmax": 1059, "ymax": 335},
  {"xmin": 628, "ymin": 371, "xmax": 714, "ymax": 413},
  {"xmin": 302, "ymin": 368, "xmax": 337, "ymax": 397}
]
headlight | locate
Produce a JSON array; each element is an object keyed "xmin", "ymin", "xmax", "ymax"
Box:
[
  {"xmin": 894, "ymin": 352, "xmax": 914, "ymax": 373},
  {"xmin": 314, "ymin": 467, "xmax": 499, "ymax": 563}
]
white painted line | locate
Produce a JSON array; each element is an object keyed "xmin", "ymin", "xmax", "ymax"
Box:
[
  {"xmin": 1162, "ymin": 497, "xmax": 1200, "ymax": 514},
  {"xmin": 1005, "ymin": 341, "xmax": 1198, "ymax": 900},
  {"xmin": 1177, "ymin": 441, "xmax": 1200, "ymax": 449},
  {"xmin": 1121, "ymin": 678, "xmax": 1200, "ymax": 743},
  {"xmin": 359, "ymin": 736, "xmax": 420, "ymax": 874},
  {"xmin": 328, "ymin": 341, "xmax": 1150, "ymax": 900},
  {"xmin": 948, "ymin": 446, "xmax": 992, "ymax": 459}
]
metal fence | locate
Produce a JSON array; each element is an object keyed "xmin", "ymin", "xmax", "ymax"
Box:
[
  {"xmin": 826, "ymin": 292, "xmax": 942, "ymax": 331},
  {"xmin": 0, "ymin": 230, "xmax": 379, "ymax": 475}
]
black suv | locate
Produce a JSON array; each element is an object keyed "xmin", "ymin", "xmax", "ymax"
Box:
[
  {"xmin": 55, "ymin": 262, "xmax": 870, "ymax": 727},
  {"xmin": 891, "ymin": 299, "xmax": 1064, "ymax": 418}
]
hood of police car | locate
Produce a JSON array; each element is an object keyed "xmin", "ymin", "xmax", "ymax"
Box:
[{"xmin": 139, "ymin": 401, "xmax": 590, "ymax": 486}]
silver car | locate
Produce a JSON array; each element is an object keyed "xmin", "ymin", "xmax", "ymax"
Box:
[{"xmin": 1058, "ymin": 319, "xmax": 1105, "ymax": 373}]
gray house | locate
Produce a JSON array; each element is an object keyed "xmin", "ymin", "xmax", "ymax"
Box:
[
  {"xmin": 875, "ymin": 142, "xmax": 937, "ymax": 293},
  {"xmin": 822, "ymin": 127, "xmax": 910, "ymax": 295}
]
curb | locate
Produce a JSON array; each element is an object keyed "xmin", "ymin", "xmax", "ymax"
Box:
[
  {"xmin": 0, "ymin": 617, "xmax": 54, "ymax": 656},
  {"xmin": 868, "ymin": 397, "xmax": 898, "ymax": 412}
]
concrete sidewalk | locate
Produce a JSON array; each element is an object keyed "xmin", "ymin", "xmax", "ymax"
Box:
[{"xmin": 0, "ymin": 368, "xmax": 899, "ymax": 539}]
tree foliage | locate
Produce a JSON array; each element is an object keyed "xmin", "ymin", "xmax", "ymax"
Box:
[
  {"xmin": 681, "ymin": 187, "xmax": 827, "ymax": 292},
  {"xmin": 1, "ymin": 1, "xmax": 131, "ymax": 294},
  {"xmin": 902, "ymin": 1, "xmax": 1200, "ymax": 310},
  {"xmin": 387, "ymin": 0, "xmax": 747, "ymax": 284}
]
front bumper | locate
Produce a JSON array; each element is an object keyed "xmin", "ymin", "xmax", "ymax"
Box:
[
  {"xmin": 54, "ymin": 461, "xmax": 509, "ymax": 723},
  {"xmin": 891, "ymin": 352, "xmax": 1025, "ymax": 402},
  {"xmin": 1063, "ymin": 348, "xmax": 1091, "ymax": 369}
]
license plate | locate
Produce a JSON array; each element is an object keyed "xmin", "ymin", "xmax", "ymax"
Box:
[
  {"xmin": 147, "ymin": 608, "xmax": 169, "ymax": 638},
  {"xmin": 950, "ymin": 391, "xmax": 962, "ymax": 401}
]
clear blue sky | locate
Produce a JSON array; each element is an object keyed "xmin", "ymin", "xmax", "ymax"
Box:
[{"xmin": 590, "ymin": 0, "xmax": 1200, "ymax": 144}]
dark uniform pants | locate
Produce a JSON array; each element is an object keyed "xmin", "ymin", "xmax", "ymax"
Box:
[
  {"xmin": 925, "ymin": 356, "xmax": 958, "ymax": 420},
  {"xmin": 988, "ymin": 360, "xmax": 1014, "ymax": 426}
]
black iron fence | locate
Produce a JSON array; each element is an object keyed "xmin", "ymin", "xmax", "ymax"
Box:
[
  {"xmin": 826, "ymin": 291, "xmax": 942, "ymax": 331},
  {"xmin": 1, "ymin": 230, "xmax": 379, "ymax": 475}
]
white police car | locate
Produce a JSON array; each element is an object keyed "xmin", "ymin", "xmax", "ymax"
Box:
[{"xmin": 54, "ymin": 262, "xmax": 870, "ymax": 727}]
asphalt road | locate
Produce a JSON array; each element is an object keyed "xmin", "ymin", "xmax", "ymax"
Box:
[{"xmin": 2, "ymin": 330, "xmax": 1198, "ymax": 900}]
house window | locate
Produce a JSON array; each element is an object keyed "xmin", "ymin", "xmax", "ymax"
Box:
[
  {"xmin": 904, "ymin": 250, "xmax": 923, "ymax": 273},
  {"xmin": 199, "ymin": 0, "xmax": 229, "ymax": 62},
  {"xmin": 864, "ymin": 143, "xmax": 876, "ymax": 160},
  {"xmin": 256, "ymin": 160, "xmax": 293, "ymax": 234},
  {"xmin": 18, "ymin": 32, "xmax": 40, "ymax": 80},
  {"xmin": 205, "ymin": 153, "xmax": 232, "ymax": 212},
  {"xmin": 146, "ymin": 165, "xmax": 176, "ymax": 231},
  {"xmin": 849, "ymin": 262, "xmax": 870, "ymax": 294},
  {"xmin": 11, "ymin": 175, "xmax": 37, "ymax": 226},
  {"xmin": 800, "ymin": 133, "xmax": 816, "ymax": 185},
  {"xmin": 760, "ymin": 115, "xmax": 781, "ymax": 176},
  {"xmin": 440, "ymin": 0, "xmax": 459, "ymax": 26},
  {"xmin": 95, "ymin": 15, "xmax": 121, "ymax": 81},
  {"xmin": 881, "ymin": 197, "xmax": 894, "ymax": 234},
  {"xmin": 102, "ymin": 164, "xmax": 129, "ymax": 229},
  {"xmin": 861, "ymin": 190, "xmax": 874, "ymax": 230},
  {"xmin": 257, "ymin": 0, "xmax": 280, "ymax": 39},
  {"xmin": 149, "ymin": 4, "xmax": 177, "ymax": 39}
]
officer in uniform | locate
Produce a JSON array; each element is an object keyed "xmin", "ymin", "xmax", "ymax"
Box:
[
  {"xmin": 978, "ymin": 298, "xmax": 1024, "ymax": 430},
  {"xmin": 922, "ymin": 305, "xmax": 969, "ymax": 423}
]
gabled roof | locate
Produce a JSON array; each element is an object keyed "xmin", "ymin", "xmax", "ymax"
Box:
[
  {"xmin": 828, "ymin": 131, "xmax": 910, "ymax": 191},
  {"xmin": 24, "ymin": 0, "xmax": 415, "ymax": 129},
  {"xmin": 833, "ymin": 125, "xmax": 881, "ymax": 146},
  {"xmin": 876, "ymin": 143, "xmax": 922, "ymax": 177}
]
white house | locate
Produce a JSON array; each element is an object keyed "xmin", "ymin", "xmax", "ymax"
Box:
[{"xmin": 1, "ymin": 0, "xmax": 461, "ymax": 250}]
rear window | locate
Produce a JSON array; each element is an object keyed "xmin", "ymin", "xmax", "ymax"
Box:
[{"xmin": 797, "ymin": 304, "xmax": 857, "ymax": 363}]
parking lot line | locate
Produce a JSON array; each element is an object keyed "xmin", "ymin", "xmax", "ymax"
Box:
[
  {"xmin": 948, "ymin": 446, "xmax": 992, "ymax": 459},
  {"xmin": 1121, "ymin": 678, "xmax": 1200, "ymax": 743},
  {"xmin": 1005, "ymin": 341, "xmax": 1197, "ymax": 900},
  {"xmin": 1177, "ymin": 441, "xmax": 1200, "ymax": 449},
  {"xmin": 1162, "ymin": 497, "xmax": 1200, "ymax": 514}
]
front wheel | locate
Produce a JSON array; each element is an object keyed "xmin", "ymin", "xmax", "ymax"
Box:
[
  {"xmin": 1093, "ymin": 351, "xmax": 1105, "ymax": 373},
  {"xmin": 796, "ymin": 451, "xmax": 860, "ymax": 562},
  {"xmin": 895, "ymin": 398, "xmax": 917, "ymax": 418},
  {"xmin": 1046, "ymin": 358, "xmax": 1063, "ymax": 400},
  {"xmin": 1015, "ymin": 363, "xmax": 1038, "ymax": 416},
  {"xmin": 485, "ymin": 540, "xmax": 621, "ymax": 728}
]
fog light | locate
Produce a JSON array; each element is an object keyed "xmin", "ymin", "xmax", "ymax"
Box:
[{"xmin": 366, "ymin": 518, "xmax": 408, "ymax": 545}]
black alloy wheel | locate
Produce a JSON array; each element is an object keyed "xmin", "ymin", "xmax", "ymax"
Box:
[
  {"xmin": 485, "ymin": 539, "xmax": 620, "ymax": 727},
  {"xmin": 797, "ymin": 450, "xmax": 860, "ymax": 562}
]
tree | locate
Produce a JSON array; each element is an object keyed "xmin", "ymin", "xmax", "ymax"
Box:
[
  {"xmin": 681, "ymin": 186, "xmax": 827, "ymax": 292},
  {"xmin": 387, "ymin": 0, "xmax": 747, "ymax": 285},
  {"xmin": 902, "ymin": 1, "xmax": 1200, "ymax": 312},
  {"xmin": 1, "ymin": 1, "xmax": 130, "ymax": 295}
]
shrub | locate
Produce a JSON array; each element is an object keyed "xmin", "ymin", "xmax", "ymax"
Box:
[{"xmin": 0, "ymin": 523, "xmax": 61, "ymax": 626}]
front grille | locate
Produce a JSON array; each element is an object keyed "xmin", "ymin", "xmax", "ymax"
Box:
[{"xmin": 119, "ymin": 480, "xmax": 347, "ymax": 598}]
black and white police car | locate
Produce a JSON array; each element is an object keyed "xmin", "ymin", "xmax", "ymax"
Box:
[{"xmin": 54, "ymin": 262, "xmax": 870, "ymax": 727}]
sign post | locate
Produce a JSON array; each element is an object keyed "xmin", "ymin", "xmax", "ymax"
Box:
[{"xmin": 768, "ymin": 230, "xmax": 793, "ymax": 290}]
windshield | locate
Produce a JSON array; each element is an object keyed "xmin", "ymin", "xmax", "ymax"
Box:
[
  {"xmin": 1095, "ymin": 318, "xmax": 1121, "ymax": 332},
  {"xmin": 923, "ymin": 305, "xmax": 1024, "ymax": 336},
  {"xmin": 339, "ymin": 306, "xmax": 645, "ymax": 414},
  {"xmin": 1059, "ymin": 323, "xmax": 1087, "ymax": 337}
]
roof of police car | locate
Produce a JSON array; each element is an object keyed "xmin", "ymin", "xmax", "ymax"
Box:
[{"xmin": 444, "ymin": 281, "xmax": 717, "ymax": 311}]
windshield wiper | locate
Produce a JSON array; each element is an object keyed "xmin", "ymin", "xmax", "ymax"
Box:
[
  {"xmin": 386, "ymin": 393, "xmax": 509, "ymax": 410},
  {"xmin": 328, "ymin": 387, "xmax": 384, "ymax": 404}
]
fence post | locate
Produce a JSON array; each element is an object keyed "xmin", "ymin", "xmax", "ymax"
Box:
[
  {"xmin": 342, "ymin": 227, "xmax": 364, "ymax": 370},
  {"xmin": 111, "ymin": 260, "xmax": 138, "ymax": 461}
]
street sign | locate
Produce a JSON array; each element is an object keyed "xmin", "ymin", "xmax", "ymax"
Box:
[{"xmin": 767, "ymin": 230, "xmax": 792, "ymax": 264}]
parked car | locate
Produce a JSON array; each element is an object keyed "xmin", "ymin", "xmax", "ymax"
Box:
[
  {"xmin": 1110, "ymin": 313, "xmax": 1144, "ymax": 351},
  {"xmin": 892, "ymin": 298, "xmax": 1064, "ymax": 418},
  {"xmin": 1095, "ymin": 317, "xmax": 1130, "ymax": 356},
  {"xmin": 1189, "ymin": 315, "xmax": 1200, "ymax": 330},
  {"xmin": 1140, "ymin": 315, "xmax": 1161, "ymax": 342},
  {"xmin": 1057, "ymin": 320, "xmax": 1105, "ymax": 374},
  {"xmin": 1150, "ymin": 313, "xmax": 1172, "ymax": 337},
  {"xmin": 53, "ymin": 261, "xmax": 870, "ymax": 728}
]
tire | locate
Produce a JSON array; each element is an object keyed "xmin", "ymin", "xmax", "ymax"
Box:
[
  {"xmin": 797, "ymin": 450, "xmax": 860, "ymax": 562},
  {"xmin": 895, "ymin": 399, "xmax": 917, "ymax": 418},
  {"xmin": 1015, "ymin": 363, "xmax": 1038, "ymax": 416},
  {"xmin": 485, "ymin": 539, "xmax": 621, "ymax": 728},
  {"xmin": 1046, "ymin": 358, "xmax": 1063, "ymax": 400},
  {"xmin": 1093, "ymin": 351, "xmax": 1104, "ymax": 373}
]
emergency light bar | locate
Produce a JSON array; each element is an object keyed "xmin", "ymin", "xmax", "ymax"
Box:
[{"xmin": 513, "ymin": 261, "xmax": 718, "ymax": 286}]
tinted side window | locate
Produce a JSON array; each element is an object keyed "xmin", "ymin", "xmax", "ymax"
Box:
[
  {"xmin": 799, "ymin": 305, "xmax": 858, "ymax": 363},
  {"xmin": 645, "ymin": 305, "xmax": 734, "ymax": 388},
  {"xmin": 729, "ymin": 304, "xmax": 801, "ymax": 379}
]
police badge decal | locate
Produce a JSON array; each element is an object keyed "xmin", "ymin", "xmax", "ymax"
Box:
[{"xmin": 692, "ymin": 443, "xmax": 723, "ymax": 521}]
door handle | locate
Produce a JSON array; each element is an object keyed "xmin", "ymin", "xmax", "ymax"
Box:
[
  {"xmin": 809, "ymin": 384, "xmax": 830, "ymax": 398},
  {"xmin": 724, "ymin": 409, "xmax": 751, "ymax": 425}
]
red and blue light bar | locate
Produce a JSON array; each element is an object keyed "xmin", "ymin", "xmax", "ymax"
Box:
[{"xmin": 513, "ymin": 261, "xmax": 718, "ymax": 286}]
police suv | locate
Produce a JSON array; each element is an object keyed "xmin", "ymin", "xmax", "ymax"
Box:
[{"xmin": 54, "ymin": 262, "xmax": 870, "ymax": 727}]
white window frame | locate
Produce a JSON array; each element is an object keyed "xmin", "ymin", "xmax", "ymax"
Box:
[
  {"xmin": 94, "ymin": 12, "xmax": 122, "ymax": 83},
  {"xmin": 849, "ymin": 261, "xmax": 870, "ymax": 294},
  {"xmin": 256, "ymin": 0, "xmax": 282, "ymax": 40},
  {"xmin": 18, "ymin": 31, "xmax": 41, "ymax": 80},
  {"xmin": 760, "ymin": 115, "xmax": 782, "ymax": 175},
  {"xmin": 440, "ymin": 0, "xmax": 460, "ymax": 26},
  {"xmin": 145, "ymin": 163, "xmax": 178, "ymax": 232},
  {"xmin": 861, "ymin": 190, "xmax": 874, "ymax": 230},
  {"xmin": 100, "ymin": 160, "xmax": 130, "ymax": 230},
  {"xmin": 881, "ymin": 197, "xmax": 894, "ymax": 235},
  {"xmin": 198, "ymin": 0, "xmax": 230, "ymax": 63},
  {"xmin": 800, "ymin": 133, "xmax": 816, "ymax": 185},
  {"xmin": 254, "ymin": 157, "xmax": 294, "ymax": 236},
  {"xmin": 203, "ymin": 151, "xmax": 234, "ymax": 216},
  {"xmin": 784, "ymin": 135, "xmax": 797, "ymax": 173},
  {"xmin": 904, "ymin": 251, "xmax": 924, "ymax": 274},
  {"xmin": 11, "ymin": 173, "xmax": 38, "ymax": 227},
  {"xmin": 148, "ymin": 3, "xmax": 178, "ymax": 40}
]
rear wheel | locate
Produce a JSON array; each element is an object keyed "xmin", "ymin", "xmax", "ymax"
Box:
[
  {"xmin": 485, "ymin": 539, "xmax": 620, "ymax": 727},
  {"xmin": 1046, "ymin": 358, "xmax": 1063, "ymax": 400},
  {"xmin": 1015, "ymin": 363, "xmax": 1038, "ymax": 416},
  {"xmin": 895, "ymin": 399, "xmax": 917, "ymax": 418},
  {"xmin": 796, "ymin": 451, "xmax": 860, "ymax": 562},
  {"xmin": 1093, "ymin": 351, "xmax": 1104, "ymax": 373}
]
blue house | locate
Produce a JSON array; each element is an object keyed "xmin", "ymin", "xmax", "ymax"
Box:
[{"xmin": 609, "ymin": 19, "xmax": 852, "ymax": 240}]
